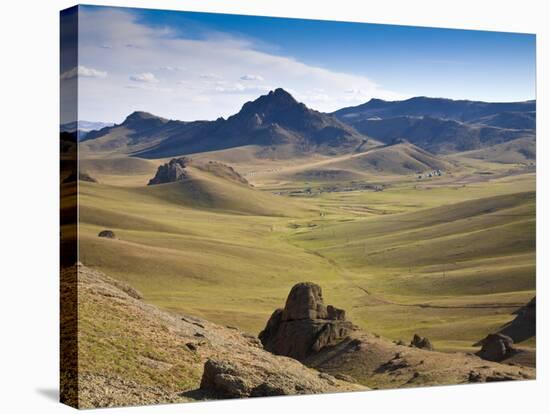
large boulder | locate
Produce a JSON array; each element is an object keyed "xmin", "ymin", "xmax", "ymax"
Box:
[
  {"xmin": 410, "ymin": 334, "xmax": 434, "ymax": 351},
  {"xmin": 476, "ymin": 333, "xmax": 516, "ymax": 362},
  {"xmin": 148, "ymin": 158, "xmax": 189, "ymax": 185},
  {"xmin": 98, "ymin": 230, "xmax": 116, "ymax": 239},
  {"xmin": 200, "ymin": 357, "xmax": 356, "ymax": 398},
  {"xmin": 259, "ymin": 282, "xmax": 356, "ymax": 361}
]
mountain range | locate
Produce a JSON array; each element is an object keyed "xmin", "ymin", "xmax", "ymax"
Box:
[
  {"xmin": 333, "ymin": 97, "xmax": 535, "ymax": 154},
  {"xmin": 60, "ymin": 120, "xmax": 115, "ymax": 140},
  {"xmin": 79, "ymin": 89, "xmax": 536, "ymax": 158},
  {"xmin": 333, "ymin": 96, "xmax": 535, "ymax": 125}
]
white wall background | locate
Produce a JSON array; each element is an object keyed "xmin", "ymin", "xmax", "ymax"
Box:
[{"xmin": 0, "ymin": 0, "xmax": 547, "ymax": 412}]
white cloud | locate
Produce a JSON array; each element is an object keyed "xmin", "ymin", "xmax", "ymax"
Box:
[
  {"xmin": 342, "ymin": 88, "xmax": 378, "ymax": 102},
  {"xmin": 125, "ymin": 84, "xmax": 171, "ymax": 93},
  {"xmin": 159, "ymin": 65, "xmax": 184, "ymax": 71},
  {"xmin": 213, "ymin": 82, "xmax": 271, "ymax": 95},
  {"xmin": 240, "ymin": 74, "xmax": 264, "ymax": 81},
  {"xmin": 302, "ymin": 89, "xmax": 331, "ymax": 103},
  {"xmin": 199, "ymin": 73, "xmax": 222, "ymax": 80},
  {"xmin": 129, "ymin": 72, "xmax": 159, "ymax": 83},
  {"xmin": 77, "ymin": 8, "xmax": 403, "ymax": 122},
  {"xmin": 60, "ymin": 65, "xmax": 107, "ymax": 80},
  {"xmin": 214, "ymin": 82, "xmax": 245, "ymax": 93}
]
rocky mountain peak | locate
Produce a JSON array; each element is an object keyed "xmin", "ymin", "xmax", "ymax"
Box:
[
  {"xmin": 365, "ymin": 98, "xmax": 389, "ymax": 107},
  {"xmin": 237, "ymin": 88, "xmax": 304, "ymax": 119},
  {"xmin": 124, "ymin": 111, "xmax": 158, "ymax": 122},
  {"xmin": 122, "ymin": 111, "xmax": 168, "ymax": 129},
  {"xmin": 270, "ymin": 87, "xmax": 296, "ymax": 101}
]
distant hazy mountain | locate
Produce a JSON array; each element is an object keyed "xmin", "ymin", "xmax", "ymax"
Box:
[
  {"xmin": 83, "ymin": 111, "xmax": 173, "ymax": 143},
  {"xmin": 82, "ymin": 88, "xmax": 374, "ymax": 158},
  {"xmin": 61, "ymin": 120, "xmax": 115, "ymax": 140},
  {"xmin": 333, "ymin": 97, "xmax": 535, "ymax": 153}
]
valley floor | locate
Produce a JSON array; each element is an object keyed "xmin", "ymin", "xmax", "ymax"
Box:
[{"xmin": 76, "ymin": 150, "xmax": 536, "ymax": 353}]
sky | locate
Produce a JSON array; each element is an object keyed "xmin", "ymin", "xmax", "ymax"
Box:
[{"xmin": 60, "ymin": 5, "xmax": 536, "ymax": 124}]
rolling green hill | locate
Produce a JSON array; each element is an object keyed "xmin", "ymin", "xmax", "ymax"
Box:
[
  {"xmin": 257, "ymin": 143, "xmax": 454, "ymax": 187},
  {"xmin": 74, "ymin": 86, "xmax": 536, "ymax": 355},
  {"xmin": 326, "ymin": 143, "xmax": 453, "ymax": 175},
  {"xmin": 138, "ymin": 165, "xmax": 311, "ymax": 216},
  {"xmin": 76, "ymin": 149, "xmax": 535, "ymax": 353},
  {"xmin": 449, "ymin": 136, "xmax": 536, "ymax": 164},
  {"xmin": 289, "ymin": 190, "xmax": 535, "ymax": 349}
]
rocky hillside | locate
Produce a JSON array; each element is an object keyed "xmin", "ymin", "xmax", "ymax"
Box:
[
  {"xmin": 62, "ymin": 265, "xmax": 363, "ymax": 408},
  {"xmin": 137, "ymin": 88, "xmax": 370, "ymax": 158},
  {"xmin": 147, "ymin": 157, "xmax": 249, "ymax": 187},
  {"xmin": 80, "ymin": 94, "xmax": 535, "ymax": 159},
  {"xmin": 498, "ymin": 297, "xmax": 536, "ymax": 342},
  {"xmin": 259, "ymin": 282, "xmax": 535, "ymax": 389},
  {"xmin": 62, "ymin": 265, "xmax": 534, "ymax": 408}
]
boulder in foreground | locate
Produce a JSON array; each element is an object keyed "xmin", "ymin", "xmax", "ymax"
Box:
[
  {"xmin": 260, "ymin": 282, "xmax": 534, "ymax": 389},
  {"xmin": 476, "ymin": 333, "xmax": 516, "ymax": 362},
  {"xmin": 200, "ymin": 357, "xmax": 359, "ymax": 398},
  {"xmin": 259, "ymin": 282, "xmax": 356, "ymax": 360},
  {"xmin": 68, "ymin": 265, "xmax": 364, "ymax": 408},
  {"xmin": 410, "ymin": 334, "xmax": 434, "ymax": 351}
]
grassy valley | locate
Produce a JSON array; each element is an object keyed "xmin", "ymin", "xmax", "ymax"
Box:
[{"xmin": 77, "ymin": 141, "xmax": 535, "ymax": 353}]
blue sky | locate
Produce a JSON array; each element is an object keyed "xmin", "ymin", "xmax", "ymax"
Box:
[
  {"xmin": 62, "ymin": 5, "xmax": 536, "ymax": 123},
  {"xmin": 137, "ymin": 7, "xmax": 535, "ymax": 98}
]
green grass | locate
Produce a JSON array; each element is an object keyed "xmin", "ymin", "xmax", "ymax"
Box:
[
  {"xmin": 78, "ymin": 172, "xmax": 338, "ymax": 333},
  {"xmin": 76, "ymin": 268, "xmax": 202, "ymax": 406},
  {"xmin": 78, "ymin": 155, "xmax": 536, "ymax": 352}
]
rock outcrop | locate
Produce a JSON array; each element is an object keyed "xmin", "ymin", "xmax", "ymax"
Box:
[
  {"xmin": 200, "ymin": 357, "xmax": 358, "ymax": 398},
  {"xmin": 148, "ymin": 158, "xmax": 189, "ymax": 185},
  {"xmin": 257, "ymin": 282, "xmax": 534, "ymax": 390},
  {"xmin": 71, "ymin": 266, "xmax": 364, "ymax": 408},
  {"xmin": 498, "ymin": 297, "xmax": 536, "ymax": 343},
  {"xmin": 259, "ymin": 282, "xmax": 356, "ymax": 360},
  {"xmin": 410, "ymin": 334, "xmax": 434, "ymax": 351},
  {"xmin": 476, "ymin": 333, "xmax": 516, "ymax": 362},
  {"xmin": 305, "ymin": 332, "xmax": 534, "ymax": 389}
]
